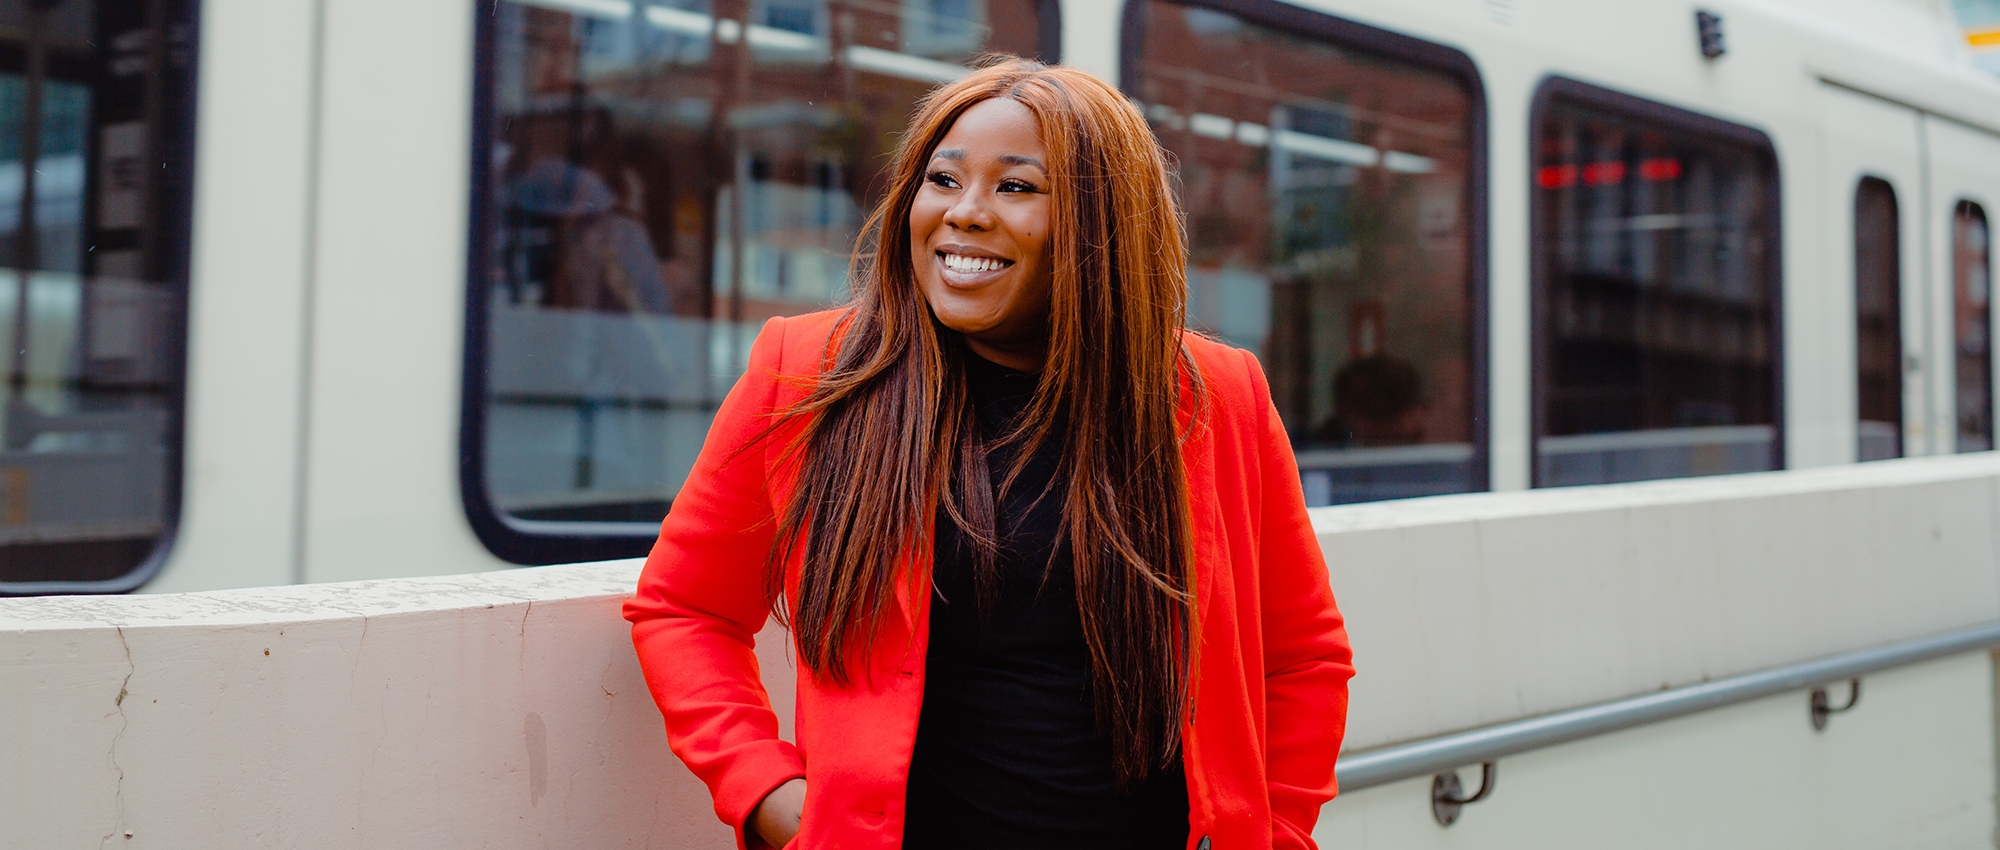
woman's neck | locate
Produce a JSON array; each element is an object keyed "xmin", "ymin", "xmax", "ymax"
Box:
[{"xmin": 963, "ymin": 336, "xmax": 1046, "ymax": 373}]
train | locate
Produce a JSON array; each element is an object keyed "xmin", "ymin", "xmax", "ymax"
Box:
[{"xmin": 1, "ymin": 0, "xmax": 1996, "ymax": 594}]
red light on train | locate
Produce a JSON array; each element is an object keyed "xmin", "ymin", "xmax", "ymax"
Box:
[
  {"xmin": 1639, "ymin": 157, "xmax": 1683, "ymax": 181},
  {"xmin": 1537, "ymin": 164, "xmax": 1577, "ymax": 189},
  {"xmin": 1582, "ymin": 161, "xmax": 1626, "ymax": 185}
]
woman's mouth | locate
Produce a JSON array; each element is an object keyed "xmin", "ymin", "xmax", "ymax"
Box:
[{"xmin": 936, "ymin": 250, "xmax": 1014, "ymax": 286}]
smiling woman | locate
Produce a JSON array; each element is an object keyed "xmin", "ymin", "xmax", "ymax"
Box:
[
  {"xmin": 909, "ymin": 98, "xmax": 1055, "ymax": 371},
  {"xmin": 623, "ymin": 58, "xmax": 1352, "ymax": 850}
]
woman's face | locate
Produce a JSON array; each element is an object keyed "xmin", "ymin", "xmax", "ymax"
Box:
[{"xmin": 908, "ymin": 97, "xmax": 1055, "ymax": 371}]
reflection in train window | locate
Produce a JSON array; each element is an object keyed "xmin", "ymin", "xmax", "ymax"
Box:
[
  {"xmin": 1129, "ymin": 0, "xmax": 1485, "ymax": 506},
  {"xmin": 1956, "ymin": 200, "xmax": 1992, "ymax": 453},
  {"xmin": 1855, "ymin": 177, "xmax": 1901, "ymax": 461},
  {"xmin": 1532, "ymin": 83, "xmax": 1780, "ymax": 487},
  {"xmin": 0, "ymin": 1, "xmax": 195, "ymax": 592},
  {"xmin": 468, "ymin": 0, "xmax": 1052, "ymax": 560}
]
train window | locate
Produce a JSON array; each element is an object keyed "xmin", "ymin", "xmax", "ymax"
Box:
[
  {"xmin": 465, "ymin": 0, "xmax": 1056, "ymax": 562},
  {"xmin": 0, "ymin": 2, "xmax": 195, "ymax": 593},
  {"xmin": 1531, "ymin": 79, "xmax": 1781, "ymax": 487},
  {"xmin": 1956, "ymin": 200, "xmax": 1992, "ymax": 453},
  {"xmin": 1855, "ymin": 177, "xmax": 1901, "ymax": 461},
  {"xmin": 1126, "ymin": 0, "xmax": 1487, "ymax": 506}
]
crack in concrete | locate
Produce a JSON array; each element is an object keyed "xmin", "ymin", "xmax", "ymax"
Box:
[
  {"xmin": 98, "ymin": 626, "xmax": 135, "ymax": 850},
  {"xmin": 352, "ymin": 614, "xmax": 389, "ymax": 832},
  {"xmin": 644, "ymin": 781, "xmax": 665, "ymax": 850}
]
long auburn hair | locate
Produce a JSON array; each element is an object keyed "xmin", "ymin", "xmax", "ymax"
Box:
[{"xmin": 768, "ymin": 57, "xmax": 1200, "ymax": 783}]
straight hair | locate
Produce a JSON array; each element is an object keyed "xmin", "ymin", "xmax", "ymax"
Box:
[{"xmin": 767, "ymin": 57, "xmax": 1200, "ymax": 784}]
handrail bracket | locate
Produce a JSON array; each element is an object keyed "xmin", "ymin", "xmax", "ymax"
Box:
[
  {"xmin": 1810, "ymin": 678, "xmax": 1861, "ymax": 731},
  {"xmin": 1430, "ymin": 761, "xmax": 1497, "ymax": 826}
]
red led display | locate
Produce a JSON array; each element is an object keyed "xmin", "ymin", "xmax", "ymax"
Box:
[
  {"xmin": 1538, "ymin": 157, "xmax": 1683, "ymax": 190},
  {"xmin": 1638, "ymin": 157, "xmax": 1683, "ymax": 181},
  {"xmin": 1582, "ymin": 161, "xmax": 1626, "ymax": 185},
  {"xmin": 1536, "ymin": 164, "xmax": 1577, "ymax": 189}
]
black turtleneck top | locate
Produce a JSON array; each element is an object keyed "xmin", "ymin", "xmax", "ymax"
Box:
[{"xmin": 901, "ymin": 352, "xmax": 1189, "ymax": 850}]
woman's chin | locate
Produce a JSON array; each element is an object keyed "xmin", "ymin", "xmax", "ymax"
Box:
[
  {"xmin": 937, "ymin": 317, "xmax": 1008, "ymax": 343},
  {"xmin": 925, "ymin": 295, "xmax": 1007, "ymax": 336}
]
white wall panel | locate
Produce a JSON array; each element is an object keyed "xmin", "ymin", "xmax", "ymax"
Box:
[
  {"xmin": 153, "ymin": 0, "xmax": 320, "ymax": 592},
  {"xmin": 299, "ymin": 0, "xmax": 496, "ymax": 582},
  {"xmin": 1483, "ymin": 56, "xmax": 1533, "ymax": 494},
  {"xmin": 1060, "ymin": 0, "xmax": 1123, "ymax": 85}
]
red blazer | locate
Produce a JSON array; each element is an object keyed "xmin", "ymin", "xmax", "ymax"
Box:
[{"xmin": 625, "ymin": 310, "xmax": 1353, "ymax": 850}]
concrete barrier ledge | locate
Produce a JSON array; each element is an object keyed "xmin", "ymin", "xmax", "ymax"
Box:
[
  {"xmin": 1, "ymin": 559, "xmax": 643, "ymax": 632},
  {"xmin": 7, "ymin": 454, "xmax": 2000, "ymax": 846}
]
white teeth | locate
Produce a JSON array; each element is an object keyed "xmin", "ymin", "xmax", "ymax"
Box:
[{"xmin": 942, "ymin": 253, "xmax": 1006, "ymax": 273}]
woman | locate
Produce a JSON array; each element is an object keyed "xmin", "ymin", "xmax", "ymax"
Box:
[{"xmin": 624, "ymin": 58, "xmax": 1352, "ymax": 850}]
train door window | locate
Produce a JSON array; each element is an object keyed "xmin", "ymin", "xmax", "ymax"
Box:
[
  {"xmin": 1855, "ymin": 177, "xmax": 1901, "ymax": 461},
  {"xmin": 1955, "ymin": 200, "xmax": 1992, "ymax": 452},
  {"xmin": 1127, "ymin": 0, "xmax": 1486, "ymax": 506},
  {"xmin": 1531, "ymin": 79, "xmax": 1781, "ymax": 487},
  {"xmin": 466, "ymin": 0, "xmax": 1056, "ymax": 562},
  {"xmin": 0, "ymin": 1, "xmax": 196, "ymax": 593}
]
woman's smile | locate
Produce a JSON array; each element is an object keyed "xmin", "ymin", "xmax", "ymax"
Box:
[{"xmin": 934, "ymin": 245, "xmax": 1018, "ymax": 287}]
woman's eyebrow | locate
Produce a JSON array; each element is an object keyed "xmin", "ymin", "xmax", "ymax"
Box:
[
  {"xmin": 999, "ymin": 154, "xmax": 1048, "ymax": 175},
  {"xmin": 930, "ymin": 149, "xmax": 1047, "ymax": 176}
]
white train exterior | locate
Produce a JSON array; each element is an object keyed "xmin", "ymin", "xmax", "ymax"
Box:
[{"xmin": 0, "ymin": 0, "xmax": 1996, "ymax": 595}]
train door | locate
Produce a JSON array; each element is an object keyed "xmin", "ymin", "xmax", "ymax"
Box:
[
  {"xmin": 1816, "ymin": 85, "xmax": 1926, "ymax": 462},
  {"xmin": 1923, "ymin": 117, "xmax": 2000, "ymax": 455}
]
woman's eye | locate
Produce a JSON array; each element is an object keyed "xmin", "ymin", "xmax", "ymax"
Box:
[
  {"xmin": 926, "ymin": 172, "xmax": 959, "ymax": 189},
  {"xmin": 999, "ymin": 179, "xmax": 1038, "ymax": 193}
]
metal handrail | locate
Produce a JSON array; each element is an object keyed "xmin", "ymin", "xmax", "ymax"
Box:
[{"xmin": 1335, "ymin": 620, "xmax": 2000, "ymax": 792}]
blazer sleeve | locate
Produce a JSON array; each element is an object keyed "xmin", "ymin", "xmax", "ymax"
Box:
[
  {"xmin": 1242, "ymin": 349, "xmax": 1356, "ymax": 850},
  {"xmin": 624, "ymin": 316, "xmax": 805, "ymax": 850}
]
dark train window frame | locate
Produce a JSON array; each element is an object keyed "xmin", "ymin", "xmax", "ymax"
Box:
[
  {"xmin": 1955, "ymin": 198, "xmax": 1993, "ymax": 454},
  {"xmin": 458, "ymin": 0, "xmax": 1061, "ymax": 566},
  {"xmin": 1527, "ymin": 76, "xmax": 1785, "ymax": 489},
  {"xmin": 1118, "ymin": 0, "xmax": 1492, "ymax": 499},
  {"xmin": 0, "ymin": 2, "xmax": 201, "ymax": 596},
  {"xmin": 1853, "ymin": 175, "xmax": 1901, "ymax": 462}
]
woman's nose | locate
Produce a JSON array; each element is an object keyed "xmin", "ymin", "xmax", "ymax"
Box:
[{"xmin": 943, "ymin": 186, "xmax": 996, "ymax": 231}]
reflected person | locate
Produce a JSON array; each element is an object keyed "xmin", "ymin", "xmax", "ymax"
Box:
[
  {"xmin": 510, "ymin": 158, "xmax": 670, "ymax": 314},
  {"xmin": 1315, "ymin": 354, "xmax": 1427, "ymax": 447}
]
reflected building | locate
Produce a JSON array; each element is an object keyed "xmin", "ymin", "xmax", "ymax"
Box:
[{"xmin": 1130, "ymin": 0, "xmax": 1483, "ymax": 506}]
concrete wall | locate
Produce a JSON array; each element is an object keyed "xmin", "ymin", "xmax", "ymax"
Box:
[
  {"xmin": 1326, "ymin": 452, "xmax": 2000, "ymax": 750},
  {"xmin": 8, "ymin": 453, "xmax": 2000, "ymax": 847}
]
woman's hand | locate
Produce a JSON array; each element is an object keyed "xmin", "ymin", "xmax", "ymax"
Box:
[{"xmin": 750, "ymin": 778, "xmax": 807, "ymax": 848}]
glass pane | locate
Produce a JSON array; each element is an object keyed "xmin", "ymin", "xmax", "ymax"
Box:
[
  {"xmin": 1132, "ymin": 1, "xmax": 1480, "ymax": 507},
  {"xmin": 1533, "ymin": 94, "xmax": 1779, "ymax": 486},
  {"xmin": 0, "ymin": 0, "xmax": 193, "ymax": 587},
  {"xmin": 1956, "ymin": 200, "xmax": 1992, "ymax": 453},
  {"xmin": 478, "ymin": 0, "xmax": 1046, "ymax": 532},
  {"xmin": 1855, "ymin": 177, "xmax": 1900, "ymax": 462}
]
